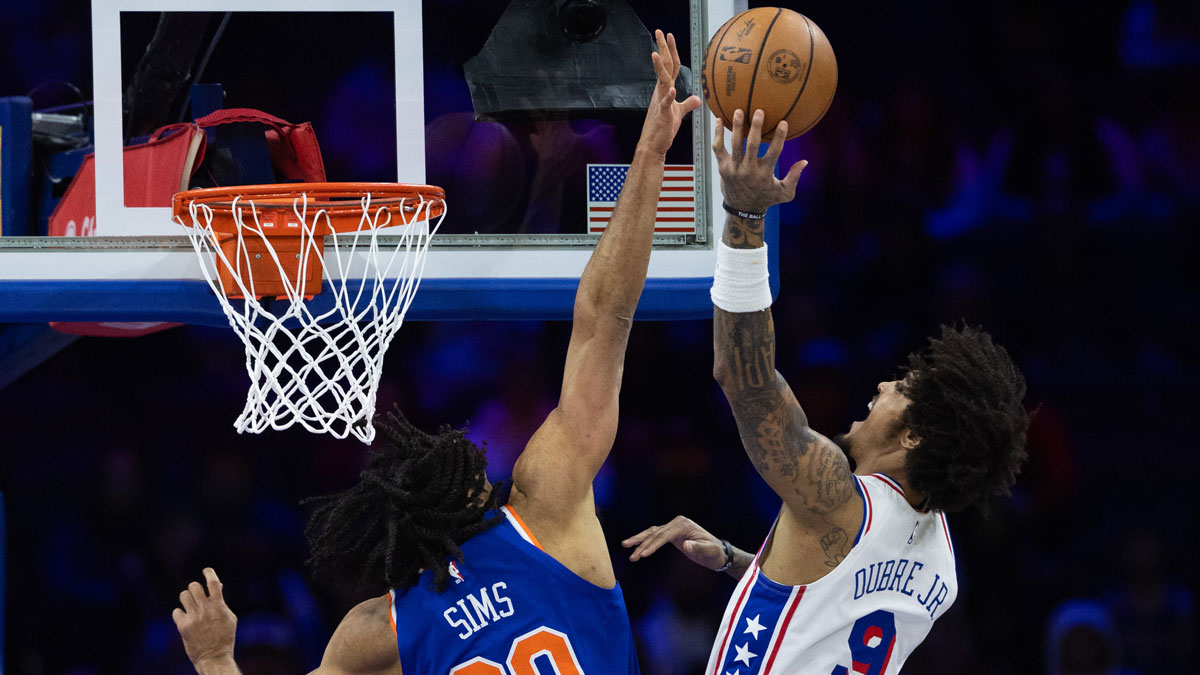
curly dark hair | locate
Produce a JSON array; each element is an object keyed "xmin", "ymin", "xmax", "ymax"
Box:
[
  {"xmin": 303, "ymin": 407, "xmax": 506, "ymax": 592},
  {"xmin": 897, "ymin": 325, "xmax": 1029, "ymax": 514}
]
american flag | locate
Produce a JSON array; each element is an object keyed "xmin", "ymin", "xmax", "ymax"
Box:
[{"xmin": 586, "ymin": 164, "xmax": 695, "ymax": 234}]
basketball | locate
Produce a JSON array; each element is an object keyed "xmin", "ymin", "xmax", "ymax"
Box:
[{"xmin": 702, "ymin": 7, "xmax": 838, "ymax": 140}]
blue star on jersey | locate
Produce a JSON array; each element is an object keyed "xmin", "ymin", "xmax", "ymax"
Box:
[
  {"xmin": 715, "ymin": 570, "xmax": 806, "ymax": 674},
  {"xmin": 734, "ymin": 642, "xmax": 758, "ymax": 666},
  {"xmin": 744, "ymin": 614, "xmax": 766, "ymax": 639}
]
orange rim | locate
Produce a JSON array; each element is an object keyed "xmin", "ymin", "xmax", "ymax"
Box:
[{"xmin": 172, "ymin": 182, "xmax": 446, "ymax": 234}]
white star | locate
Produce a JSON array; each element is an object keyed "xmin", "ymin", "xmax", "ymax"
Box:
[
  {"xmin": 733, "ymin": 643, "xmax": 758, "ymax": 666},
  {"xmin": 744, "ymin": 614, "xmax": 766, "ymax": 640},
  {"xmin": 726, "ymin": 670, "xmax": 741, "ymax": 675}
]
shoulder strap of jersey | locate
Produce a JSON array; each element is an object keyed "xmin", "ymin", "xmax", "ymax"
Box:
[
  {"xmin": 853, "ymin": 474, "xmax": 872, "ymax": 545},
  {"xmin": 502, "ymin": 504, "xmax": 546, "ymax": 552}
]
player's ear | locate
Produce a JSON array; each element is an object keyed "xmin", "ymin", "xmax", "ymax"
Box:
[{"xmin": 900, "ymin": 429, "xmax": 921, "ymax": 450}]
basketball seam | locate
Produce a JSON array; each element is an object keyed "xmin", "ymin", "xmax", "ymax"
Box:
[
  {"xmin": 708, "ymin": 15, "xmax": 739, "ymax": 130},
  {"xmin": 746, "ymin": 8, "xmax": 783, "ymax": 125},
  {"xmin": 777, "ymin": 15, "xmax": 818, "ymax": 139}
]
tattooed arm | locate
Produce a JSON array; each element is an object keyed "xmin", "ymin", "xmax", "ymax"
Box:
[
  {"xmin": 710, "ymin": 110, "xmax": 861, "ymax": 542},
  {"xmin": 713, "ymin": 301, "xmax": 859, "ymax": 528}
]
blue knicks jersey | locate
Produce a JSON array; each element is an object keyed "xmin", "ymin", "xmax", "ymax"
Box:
[{"xmin": 389, "ymin": 505, "xmax": 641, "ymax": 674}]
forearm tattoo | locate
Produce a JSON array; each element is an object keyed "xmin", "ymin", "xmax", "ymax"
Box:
[
  {"xmin": 715, "ymin": 307, "xmax": 855, "ymax": 517},
  {"xmin": 723, "ymin": 215, "xmax": 765, "ymax": 249}
]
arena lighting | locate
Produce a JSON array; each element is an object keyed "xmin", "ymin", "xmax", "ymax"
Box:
[{"xmin": 464, "ymin": 0, "xmax": 691, "ymax": 120}]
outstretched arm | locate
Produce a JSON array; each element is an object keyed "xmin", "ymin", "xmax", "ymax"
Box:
[
  {"xmin": 711, "ymin": 110, "xmax": 859, "ymax": 530},
  {"xmin": 513, "ymin": 31, "xmax": 701, "ymax": 514}
]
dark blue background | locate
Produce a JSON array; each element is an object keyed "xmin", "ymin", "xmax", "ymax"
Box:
[{"xmin": 1, "ymin": 1, "xmax": 1197, "ymax": 673}]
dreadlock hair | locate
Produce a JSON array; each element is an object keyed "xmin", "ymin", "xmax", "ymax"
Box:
[
  {"xmin": 897, "ymin": 324, "xmax": 1029, "ymax": 514},
  {"xmin": 304, "ymin": 407, "xmax": 506, "ymax": 593}
]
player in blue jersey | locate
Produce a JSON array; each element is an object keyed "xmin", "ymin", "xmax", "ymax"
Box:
[{"xmin": 170, "ymin": 29, "xmax": 701, "ymax": 675}]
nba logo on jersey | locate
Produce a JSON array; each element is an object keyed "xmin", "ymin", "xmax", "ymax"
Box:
[{"xmin": 448, "ymin": 561, "xmax": 465, "ymax": 585}]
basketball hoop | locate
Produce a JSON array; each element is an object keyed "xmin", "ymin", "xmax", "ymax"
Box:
[{"xmin": 172, "ymin": 183, "xmax": 447, "ymax": 444}]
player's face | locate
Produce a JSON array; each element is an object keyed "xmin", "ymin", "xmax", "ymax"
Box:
[{"xmin": 839, "ymin": 378, "xmax": 913, "ymax": 459}]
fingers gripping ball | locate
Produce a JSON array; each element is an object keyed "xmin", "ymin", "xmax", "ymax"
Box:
[{"xmin": 702, "ymin": 7, "xmax": 838, "ymax": 140}]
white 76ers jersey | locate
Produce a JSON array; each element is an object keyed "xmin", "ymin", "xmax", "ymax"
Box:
[{"xmin": 706, "ymin": 473, "xmax": 957, "ymax": 675}]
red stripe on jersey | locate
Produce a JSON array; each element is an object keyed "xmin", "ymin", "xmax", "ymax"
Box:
[
  {"xmin": 762, "ymin": 585, "xmax": 806, "ymax": 673},
  {"xmin": 863, "ymin": 483, "xmax": 874, "ymax": 534},
  {"xmin": 872, "ymin": 473, "xmax": 906, "ymax": 497},
  {"xmin": 939, "ymin": 513, "xmax": 955, "ymax": 557},
  {"xmin": 712, "ymin": 568, "xmax": 758, "ymax": 675}
]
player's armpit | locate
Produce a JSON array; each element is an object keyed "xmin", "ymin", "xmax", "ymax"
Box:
[
  {"xmin": 713, "ymin": 307, "xmax": 860, "ymax": 530},
  {"xmin": 510, "ymin": 399, "xmax": 615, "ymax": 518},
  {"xmin": 315, "ymin": 595, "xmax": 404, "ymax": 675}
]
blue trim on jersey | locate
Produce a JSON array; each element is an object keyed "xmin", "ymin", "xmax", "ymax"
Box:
[{"xmin": 852, "ymin": 476, "xmax": 868, "ymax": 546}]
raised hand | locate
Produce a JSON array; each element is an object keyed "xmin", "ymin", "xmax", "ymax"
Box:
[
  {"xmin": 172, "ymin": 567, "xmax": 239, "ymax": 673},
  {"xmin": 638, "ymin": 30, "xmax": 703, "ymax": 157},
  {"xmin": 713, "ymin": 108, "xmax": 808, "ymax": 214},
  {"xmin": 622, "ymin": 515, "xmax": 728, "ymax": 569}
]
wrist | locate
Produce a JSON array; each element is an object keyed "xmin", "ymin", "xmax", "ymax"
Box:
[
  {"xmin": 193, "ymin": 651, "xmax": 237, "ymax": 675},
  {"xmin": 710, "ymin": 241, "xmax": 772, "ymax": 313},
  {"xmin": 714, "ymin": 538, "xmax": 735, "ymax": 572},
  {"xmin": 722, "ymin": 201, "xmax": 766, "ymax": 220},
  {"xmin": 727, "ymin": 548, "xmax": 753, "ymax": 578},
  {"xmin": 633, "ymin": 144, "xmax": 668, "ymax": 163}
]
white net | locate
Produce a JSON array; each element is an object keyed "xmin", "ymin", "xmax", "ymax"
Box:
[{"xmin": 176, "ymin": 190, "xmax": 445, "ymax": 444}]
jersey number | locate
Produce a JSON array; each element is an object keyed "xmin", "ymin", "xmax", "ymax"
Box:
[
  {"xmin": 450, "ymin": 626, "xmax": 584, "ymax": 675},
  {"xmin": 830, "ymin": 609, "xmax": 897, "ymax": 675}
]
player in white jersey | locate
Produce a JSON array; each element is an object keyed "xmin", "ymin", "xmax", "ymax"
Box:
[{"xmin": 623, "ymin": 108, "xmax": 1029, "ymax": 674}]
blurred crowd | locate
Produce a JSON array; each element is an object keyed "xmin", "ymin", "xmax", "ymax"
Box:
[{"xmin": 2, "ymin": 0, "xmax": 1198, "ymax": 673}]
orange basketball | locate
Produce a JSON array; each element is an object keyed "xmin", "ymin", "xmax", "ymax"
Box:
[{"xmin": 702, "ymin": 7, "xmax": 838, "ymax": 140}]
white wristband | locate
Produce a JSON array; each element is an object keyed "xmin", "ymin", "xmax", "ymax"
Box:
[{"xmin": 710, "ymin": 241, "xmax": 772, "ymax": 313}]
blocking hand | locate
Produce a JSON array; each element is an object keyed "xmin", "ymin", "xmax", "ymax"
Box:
[{"xmin": 638, "ymin": 30, "xmax": 703, "ymax": 156}]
